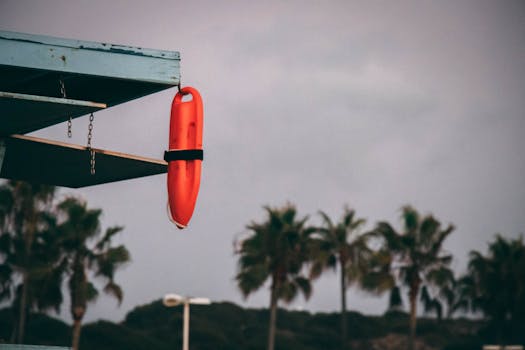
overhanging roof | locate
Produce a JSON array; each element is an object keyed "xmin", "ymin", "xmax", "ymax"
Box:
[
  {"xmin": 0, "ymin": 30, "xmax": 180, "ymax": 85},
  {"xmin": 0, "ymin": 31, "xmax": 177, "ymax": 187},
  {"xmin": 0, "ymin": 30, "xmax": 180, "ymax": 136}
]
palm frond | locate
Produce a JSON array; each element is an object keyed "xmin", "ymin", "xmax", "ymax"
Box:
[
  {"xmin": 318, "ymin": 211, "xmax": 334, "ymax": 231},
  {"xmin": 95, "ymin": 246, "xmax": 130, "ymax": 280},
  {"xmin": 419, "ymin": 216, "xmax": 439, "ymax": 247},
  {"xmin": 236, "ymin": 264, "xmax": 269, "ymax": 298},
  {"xmin": 95, "ymin": 226, "xmax": 124, "ymax": 250},
  {"xmin": 374, "ymin": 222, "xmax": 403, "ymax": 252},
  {"xmin": 401, "ymin": 205, "xmax": 419, "ymax": 235},
  {"xmin": 0, "ymin": 263, "xmax": 13, "ymax": 301},
  {"xmin": 430, "ymin": 224, "xmax": 454, "ymax": 256},
  {"xmin": 425, "ymin": 266, "xmax": 454, "ymax": 288},
  {"xmin": 294, "ymin": 276, "xmax": 312, "ymax": 300},
  {"xmin": 342, "ymin": 207, "xmax": 355, "ymax": 227},
  {"xmin": 420, "ymin": 285, "xmax": 443, "ymax": 320},
  {"xmin": 309, "ymin": 260, "xmax": 325, "ymax": 280},
  {"xmin": 389, "ymin": 286, "xmax": 403, "ymax": 310},
  {"xmin": 279, "ymin": 281, "xmax": 298, "ymax": 304},
  {"xmin": 86, "ymin": 282, "xmax": 99, "ymax": 304},
  {"xmin": 361, "ymin": 270, "xmax": 395, "ymax": 295},
  {"xmin": 103, "ymin": 281, "xmax": 124, "ymax": 305}
]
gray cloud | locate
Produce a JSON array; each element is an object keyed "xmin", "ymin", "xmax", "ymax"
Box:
[{"xmin": 1, "ymin": 0, "xmax": 524, "ymax": 322}]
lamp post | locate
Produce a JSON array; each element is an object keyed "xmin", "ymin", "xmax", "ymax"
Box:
[{"xmin": 163, "ymin": 293, "xmax": 211, "ymax": 350}]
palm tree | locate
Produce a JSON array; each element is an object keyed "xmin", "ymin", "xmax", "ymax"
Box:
[
  {"xmin": 460, "ymin": 234, "xmax": 525, "ymax": 343},
  {"xmin": 57, "ymin": 196, "xmax": 130, "ymax": 350},
  {"xmin": 0, "ymin": 180, "xmax": 59, "ymax": 343},
  {"xmin": 423, "ymin": 266, "xmax": 457, "ymax": 320},
  {"xmin": 235, "ymin": 204, "xmax": 314, "ymax": 350},
  {"xmin": 309, "ymin": 206, "xmax": 368, "ymax": 348},
  {"xmin": 372, "ymin": 205, "xmax": 454, "ymax": 350}
]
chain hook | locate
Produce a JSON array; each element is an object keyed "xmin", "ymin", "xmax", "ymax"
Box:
[{"xmin": 177, "ymin": 82, "xmax": 190, "ymax": 96}]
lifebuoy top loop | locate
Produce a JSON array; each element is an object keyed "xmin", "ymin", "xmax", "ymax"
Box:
[{"xmin": 174, "ymin": 86, "xmax": 201, "ymax": 104}]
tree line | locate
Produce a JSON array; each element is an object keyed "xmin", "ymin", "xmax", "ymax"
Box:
[
  {"xmin": 234, "ymin": 203, "xmax": 525, "ymax": 350},
  {"xmin": 0, "ymin": 180, "xmax": 130, "ymax": 350},
  {"xmin": 1, "ymin": 180, "xmax": 523, "ymax": 350}
]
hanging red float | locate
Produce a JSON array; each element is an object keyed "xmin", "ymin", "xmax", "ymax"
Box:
[{"xmin": 164, "ymin": 86, "xmax": 203, "ymax": 229}]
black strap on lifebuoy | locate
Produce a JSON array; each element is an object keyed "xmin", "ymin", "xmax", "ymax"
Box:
[{"xmin": 164, "ymin": 149, "xmax": 204, "ymax": 162}]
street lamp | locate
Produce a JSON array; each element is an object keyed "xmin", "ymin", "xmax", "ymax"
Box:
[{"xmin": 163, "ymin": 293, "xmax": 211, "ymax": 350}]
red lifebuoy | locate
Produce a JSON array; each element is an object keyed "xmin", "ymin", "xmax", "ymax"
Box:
[{"xmin": 165, "ymin": 87, "xmax": 203, "ymax": 229}]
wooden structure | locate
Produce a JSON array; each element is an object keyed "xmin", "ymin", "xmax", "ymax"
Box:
[
  {"xmin": 0, "ymin": 345, "xmax": 71, "ymax": 350},
  {"xmin": 0, "ymin": 30, "xmax": 180, "ymax": 187}
]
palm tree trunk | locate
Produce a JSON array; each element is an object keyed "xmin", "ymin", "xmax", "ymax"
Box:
[
  {"xmin": 72, "ymin": 318, "xmax": 82, "ymax": 350},
  {"xmin": 70, "ymin": 264, "xmax": 86, "ymax": 350},
  {"xmin": 267, "ymin": 281, "xmax": 278, "ymax": 350},
  {"xmin": 16, "ymin": 272, "xmax": 29, "ymax": 343},
  {"xmin": 17, "ymin": 200, "xmax": 37, "ymax": 344},
  {"xmin": 340, "ymin": 258, "xmax": 347, "ymax": 349},
  {"xmin": 408, "ymin": 286, "xmax": 418, "ymax": 350},
  {"xmin": 10, "ymin": 313, "xmax": 18, "ymax": 343}
]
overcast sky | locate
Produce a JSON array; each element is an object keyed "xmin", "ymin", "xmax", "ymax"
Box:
[{"xmin": 1, "ymin": 0, "xmax": 524, "ymax": 323}]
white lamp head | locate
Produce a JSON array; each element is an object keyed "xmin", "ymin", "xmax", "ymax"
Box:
[
  {"xmin": 189, "ymin": 297, "xmax": 211, "ymax": 305},
  {"xmin": 163, "ymin": 293, "xmax": 184, "ymax": 307}
]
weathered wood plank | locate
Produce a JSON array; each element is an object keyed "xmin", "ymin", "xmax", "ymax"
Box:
[
  {"xmin": 0, "ymin": 345, "xmax": 71, "ymax": 350},
  {"xmin": 0, "ymin": 91, "xmax": 106, "ymax": 135},
  {"xmin": 0, "ymin": 135, "xmax": 167, "ymax": 188}
]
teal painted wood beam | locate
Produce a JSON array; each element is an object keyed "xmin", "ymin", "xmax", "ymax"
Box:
[{"xmin": 0, "ymin": 30, "xmax": 180, "ymax": 85}]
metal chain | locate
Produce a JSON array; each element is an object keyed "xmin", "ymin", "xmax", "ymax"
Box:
[
  {"xmin": 68, "ymin": 117, "xmax": 72, "ymax": 138},
  {"xmin": 59, "ymin": 79, "xmax": 72, "ymax": 138},
  {"xmin": 87, "ymin": 113, "xmax": 95, "ymax": 175},
  {"xmin": 90, "ymin": 149, "xmax": 96, "ymax": 175}
]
